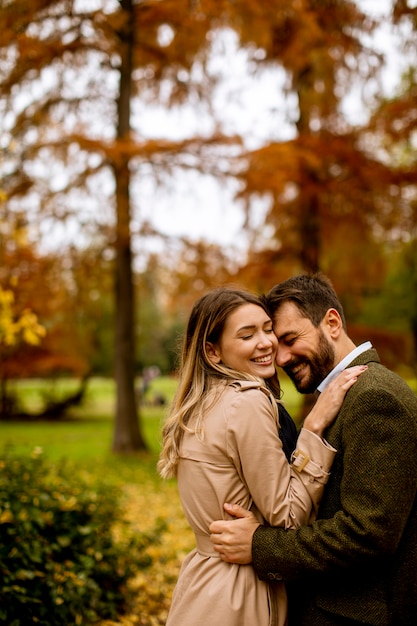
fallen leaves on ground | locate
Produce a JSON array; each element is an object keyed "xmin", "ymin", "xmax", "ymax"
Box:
[{"xmin": 99, "ymin": 475, "xmax": 194, "ymax": 626}]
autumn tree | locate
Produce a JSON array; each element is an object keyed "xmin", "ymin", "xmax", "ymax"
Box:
[
  {"xmin": 0, "ymin": 203, "xmax": 105, "ymax": 417},
  {"xmin": 2, "ymin": 0, "xmax": 415, "ymax": 439},
  {"xmin": 0, "ymin": 0, "xmax": 239, "ymax": 450},
  {"xmin": 212, "ymin": 0, "xmax": 414, "ymax": 309}
]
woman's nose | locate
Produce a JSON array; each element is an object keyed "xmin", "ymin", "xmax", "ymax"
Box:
[{"xmin": 258, "ymin": 332, "xmax": 274, "ymax": 348}]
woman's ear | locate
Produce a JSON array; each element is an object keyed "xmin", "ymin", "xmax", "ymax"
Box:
[{"xmin": 206, "ymin": 342, "xmax": 221, "ymax": 364}]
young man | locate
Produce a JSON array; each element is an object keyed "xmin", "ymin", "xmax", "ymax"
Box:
[{"xmin": 209, "ymin": 273, "xmax": 417, "ymax": 626}]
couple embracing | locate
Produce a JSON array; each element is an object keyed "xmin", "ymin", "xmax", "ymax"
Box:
[{"xmin": 158, "ymin": 273, "xmax": 417, "ymax": 626}]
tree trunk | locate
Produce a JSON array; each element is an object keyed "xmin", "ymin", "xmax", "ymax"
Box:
[
  {"xmin": 299, "ymin": 192, "xmax": 320, "ymax": 274},
  {"xmin": 112, "ymin": 0, "xmax": 147, "ymax": 452},
  {"xmin": 295, "ymin": 66, "xmax": 321, "ymax": 275}
]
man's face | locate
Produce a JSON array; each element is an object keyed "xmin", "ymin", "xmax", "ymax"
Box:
[{"xmin": 272, "ymin": 301, "xmax": 336, "ymax": 394}]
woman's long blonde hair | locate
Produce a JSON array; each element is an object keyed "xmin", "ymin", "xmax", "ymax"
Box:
[{"xmin": 157, "ymin": 287, "xmax": 281, "ymax": 479}]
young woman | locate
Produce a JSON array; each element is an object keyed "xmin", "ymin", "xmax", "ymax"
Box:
[{"xmin": 158, "ymin": 287, "xmax": 366, "ymax": 626}]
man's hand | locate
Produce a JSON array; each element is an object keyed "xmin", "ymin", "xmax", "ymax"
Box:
[{"xmin": 209, "ymin": 503, "xmax": 261, "ymax": 564}]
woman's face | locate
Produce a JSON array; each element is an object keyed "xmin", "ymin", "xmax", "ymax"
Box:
[{"xmin": 207, "ymin": 303, "xmax": 278, "ymax": 379}]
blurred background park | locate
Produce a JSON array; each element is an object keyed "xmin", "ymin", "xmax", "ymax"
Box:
[{"xmin": 1, "ymin": 0, "xmax": 416, "ymax": 624}]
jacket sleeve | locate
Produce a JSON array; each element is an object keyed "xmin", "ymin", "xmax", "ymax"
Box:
[
  {"xmin": 226, "ymin": 385, "xmax": 336, "ymax": 529},
  {"xmin": 252, "ymin": 380, "xmax": 417, "ymax": 581}
]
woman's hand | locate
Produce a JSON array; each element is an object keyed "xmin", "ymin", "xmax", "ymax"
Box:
[{"xmin": 303, "ymin": 365, "xmax": 367, "ymax": 437}]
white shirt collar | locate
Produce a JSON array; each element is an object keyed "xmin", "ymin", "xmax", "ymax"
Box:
[{"xmin": 317, "ymin": 341, "xmax": 372, "ymax": 393}]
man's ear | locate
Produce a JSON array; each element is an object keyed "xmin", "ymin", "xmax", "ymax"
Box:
[
  {"xmin": 206, "ymin": 342, "xmax": 221, "ymax": 364},
  {"xmin": 324, "ymin": 308, "xmax": 343, "ymax": 338}
]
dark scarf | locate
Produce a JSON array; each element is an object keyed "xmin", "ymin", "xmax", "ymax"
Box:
[{"xmin": 277, "ymin": 403, "xmax": 298, "ymax": 462}]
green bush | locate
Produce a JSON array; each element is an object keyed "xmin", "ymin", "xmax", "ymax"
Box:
[{"xmin": 0, "ymin": 448, "xmax": 162, "ymax": 625}]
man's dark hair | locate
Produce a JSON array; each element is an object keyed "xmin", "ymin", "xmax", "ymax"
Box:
[{"xmin": 263, "ymin": 273, "xmax": 347, "ymax": 330}]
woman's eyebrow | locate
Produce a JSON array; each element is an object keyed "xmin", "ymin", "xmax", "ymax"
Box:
[{"xmin": 236, "ymin": 324, "xmax": 256, "ymax": 333}]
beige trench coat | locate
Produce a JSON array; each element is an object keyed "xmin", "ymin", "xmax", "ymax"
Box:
[{"xmin": 166, "ymin": 381, "xmax": 336, "ymax": 626}]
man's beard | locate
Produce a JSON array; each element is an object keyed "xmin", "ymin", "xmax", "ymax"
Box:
[{"xmin": 284, "ymin": 329, "xmax": 335, "ymax": 394}]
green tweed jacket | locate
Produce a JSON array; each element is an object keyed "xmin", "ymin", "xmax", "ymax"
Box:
[{"xmin": 252, "ymin": 348, "xmax": 417, "ymax": 626}]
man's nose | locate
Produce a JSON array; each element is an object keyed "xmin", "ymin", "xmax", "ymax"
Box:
[{"xmin": 275, "ymin": 345, "xmax": 291, "ymax": 367}]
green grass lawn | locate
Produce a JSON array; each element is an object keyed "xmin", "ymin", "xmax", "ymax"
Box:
[
  {"xmin": 0, "ymin": 377, "xmax": 175, "ymax": 461},
  {"xmin": 0, "ymin": 374, "xmax": 302, "ymax": 464}
]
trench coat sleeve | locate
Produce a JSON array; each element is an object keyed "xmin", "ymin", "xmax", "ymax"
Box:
[
  {"xmin": 226, "ymin": 384, "xmax": 336, "ymax": 529},
  {"xmin": 252, "ymin": 370, "xmax": 417, "ymax": 581}
]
